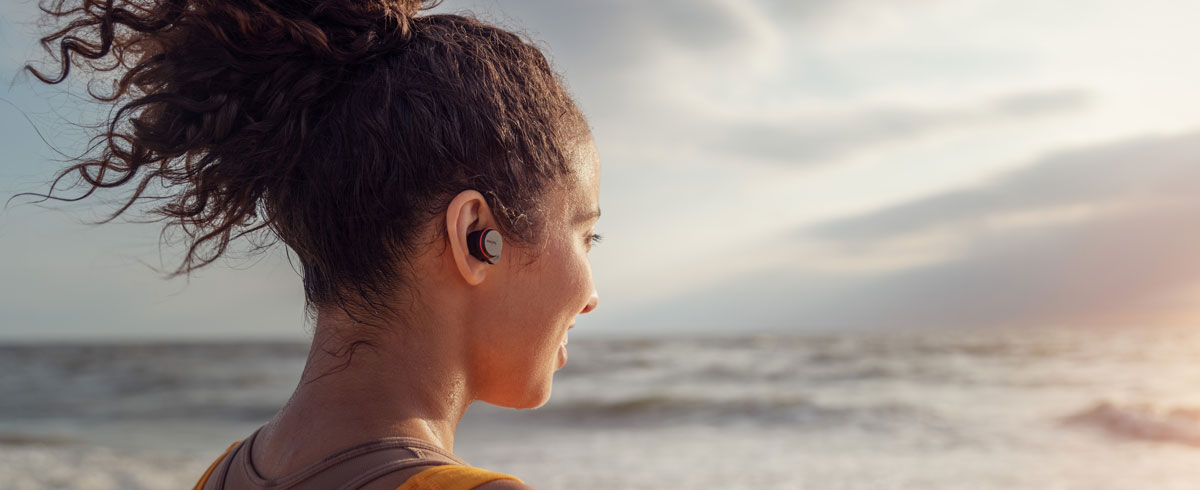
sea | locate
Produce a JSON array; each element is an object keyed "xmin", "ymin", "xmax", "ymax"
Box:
[{"xmin": 4, "ymin": 326, "xmax": 1200, "ymax": 490}]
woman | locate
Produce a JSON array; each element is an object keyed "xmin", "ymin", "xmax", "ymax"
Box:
[{"xmin": 25, "ymin": 0, "xmax": 601, "ymax": 488}]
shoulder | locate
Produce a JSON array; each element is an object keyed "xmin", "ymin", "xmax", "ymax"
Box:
[
  {"xmin": 474, "ymin": 479, "xmax": 537, "ymax": 489},
  {"xmin": 358, "ymin": 464, "xmax": 536, "ymax": 490}
]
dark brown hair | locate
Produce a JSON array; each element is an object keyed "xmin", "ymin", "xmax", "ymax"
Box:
[{"xmin": 23, "ymin": 0, "xmax": 587, "ymax": 323}]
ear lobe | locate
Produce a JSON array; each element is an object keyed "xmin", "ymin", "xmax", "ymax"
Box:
[{"xmin": 445, "ymin": 190, "xmax": 493, "ymax": 286}]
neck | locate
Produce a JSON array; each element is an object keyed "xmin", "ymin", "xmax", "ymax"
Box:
[{"xmin": 256, "ymin": 309, "xmax": 473, "ymax": 472}]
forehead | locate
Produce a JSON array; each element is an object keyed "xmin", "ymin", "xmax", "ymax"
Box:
[
  {"xmin": 564, "ymin": 138, "xmax": 600, "ymax": 207},
  {"xmin": 570, "ymin": 138, "xmax": 600, "ymax": 189},
  {"xmin": 543, "ymin": 137, "xmax": 600, "ymax": 229}
]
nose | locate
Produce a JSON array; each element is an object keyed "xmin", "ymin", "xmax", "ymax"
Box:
[{"xmin": 580, "ymin": 289, "xmax": 599, "ymax": 314}]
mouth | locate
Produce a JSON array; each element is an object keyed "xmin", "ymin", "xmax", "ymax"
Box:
[{"xmin": 562, "ymin": 324, "xmax": 574, "ymax": 346}]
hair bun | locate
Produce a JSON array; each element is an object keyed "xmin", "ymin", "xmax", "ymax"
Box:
[
  {"xmin": 23, "ymin": 0, "xmax": 586, "ymax": 320},
  {"xmin": 394, "ymin": 0, "xmax": 432, "ymax": 18},
  {"xmin": 296, "ymin": 0, "xmax": 437, "ymax": 59}
]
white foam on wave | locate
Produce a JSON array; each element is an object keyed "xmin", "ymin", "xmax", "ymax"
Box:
[
  {"xmin": 0, "ymin": 444, "xmax": 214, "ymax": 490},
  {"xmin": 1063, "ymin": 401, "xmax": 1200, "ymax": 447}
]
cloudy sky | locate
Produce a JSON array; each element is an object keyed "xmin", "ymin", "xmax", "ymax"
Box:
[{"xmin": 3, "ymin": 0, "xmax": 1200, "ymax": 341}]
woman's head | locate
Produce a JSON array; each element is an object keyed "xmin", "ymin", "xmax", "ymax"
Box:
[
  {"xmin": 427, "ymin": 136, "xmax": 601, "ymax": 409},
  {"xmin": 28, "ymin": 0, "xmax": 591, "ymax": 315},
  {"xmin": 26, "ymin": 0, "xmax": 600, "ymax": 403}
]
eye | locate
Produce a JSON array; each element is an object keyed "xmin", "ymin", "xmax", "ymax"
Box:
[{"xmin": 586, "ymin": 232, "xmax": 603, "ymax": 248}]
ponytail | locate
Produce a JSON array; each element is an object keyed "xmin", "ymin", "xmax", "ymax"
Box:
[{"xmin": 22, "ymin": 0, "xmax": 586, "ymax": 320}]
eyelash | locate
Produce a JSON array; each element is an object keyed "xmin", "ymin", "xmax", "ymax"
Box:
[{"xmin": 587, "ymin": 233, "xmax": 604, "ymax": 246}]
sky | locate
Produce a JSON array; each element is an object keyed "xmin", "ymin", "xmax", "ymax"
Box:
[{"xmin": 3, "ymin": 0, "xmax": 1200, "ymax": 341}]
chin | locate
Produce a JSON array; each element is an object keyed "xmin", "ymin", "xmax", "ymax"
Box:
[{"xmin": 486, "ymin": 377, "xmax": 554, "ymax": 410}]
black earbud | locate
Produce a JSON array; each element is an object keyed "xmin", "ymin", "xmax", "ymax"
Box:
[{"xmin": 467, "ymin": 228, "xmax": 503, "ymax": 264}]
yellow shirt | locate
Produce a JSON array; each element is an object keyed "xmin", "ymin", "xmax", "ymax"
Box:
[{"xmin": 192, "ymin": 440, "xmax": 523, "ymax": 490}]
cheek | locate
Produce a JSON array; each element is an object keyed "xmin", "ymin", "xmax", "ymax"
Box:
[
  {"xmin": 493, "ymin": 237, "xmax": 591, "ymax": 332},
  {"xmin": 570, "ymin": 257, "xmax": 592, "ymax": 302},
  {"xmin": 528, "ymin": 248, "xmax": 590, "ymax": 340},
  {"xmin": 556, "ymin": 243, "xmax": 592, "ymax": 304},
  {"xmin": 544, "ymin": 255, "xmax": 585, "ymax": 321},
  {"xmin": 498, "ymin": 246, "xmax": 579, "ymax": 329}
]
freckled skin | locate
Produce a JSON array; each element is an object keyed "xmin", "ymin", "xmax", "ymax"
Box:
[
  {"xmin": 465, "ymin": 137, "xmax": 602, "ymax": 409},
  {"xmin": 247, "ymin": 137, "xmax": 601, "ymax": 488}
]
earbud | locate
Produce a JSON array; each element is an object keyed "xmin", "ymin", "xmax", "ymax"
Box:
[{"xmin": 467, "ymin": 228, "xmax": 502, "ymax": 264}]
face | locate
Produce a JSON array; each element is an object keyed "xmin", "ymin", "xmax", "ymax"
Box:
[{"xmin": 471, "ymin": 137, "xmax": 601, "ymax": 409}]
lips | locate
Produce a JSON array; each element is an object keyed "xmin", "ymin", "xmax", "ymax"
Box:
[{"xmin": 562, "ymin": 324, "xmax": 574, "ymax": 345}]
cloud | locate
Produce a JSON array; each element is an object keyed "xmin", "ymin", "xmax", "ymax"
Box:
[
  {"xmin": 701, "ymin": 88, "xmax": 1092, "ymax": 165},
  {"xmin": 755, "ymin": 0, "xmax": 944, "ymax": 24},
  {"xmin": 430, "ymin": 2, "xmax": 1095, "ymax": 172},
  {"xmin": 806, "ymin": 131, "xmax": 1198, "ymax": 242},
  {"xmin": 609, "ymin": 131, "xmax": 1200, "ymax": 334},
  {"xmin": 796, "ymin": 202, "xmax": 1200, "ymax": 331},
  {"xmin": 439, "ymin": 0, "xmax": 767, "ymax": 70}
]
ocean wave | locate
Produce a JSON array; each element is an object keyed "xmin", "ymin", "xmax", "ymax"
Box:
[
  {"xmin": 1062, "ymin": 400, "xmax": 1200, "ymax": 447},
  {"xmin": 528, "ymin": 392, "xmax": 945, "ymax": 431},
  {"xmin": 556, "ymin": 393, "xmax": 818, "ymax": 418},
  {"xmin": 0, "ymin": 433, "xmax": 77, "ymax": 447}
]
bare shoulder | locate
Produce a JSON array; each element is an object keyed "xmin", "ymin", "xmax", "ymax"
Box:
[{"xmin": 475, "ymin": 479, "xmax": 537, "ymax": 490}]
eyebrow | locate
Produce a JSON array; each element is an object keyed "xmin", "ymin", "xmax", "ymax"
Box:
[{"xmin": 575, "ymin": 208, "xmax": 601, "ymax": 223}]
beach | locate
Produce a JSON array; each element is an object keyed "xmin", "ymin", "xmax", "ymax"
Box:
[{"xmin": 4, "ymin": 327, "xmax": 1200, "ymax": 489}]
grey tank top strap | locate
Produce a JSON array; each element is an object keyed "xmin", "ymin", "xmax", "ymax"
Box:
[
  {"xmin": 202, "ymin": 438, "xmax": 242, "ymax": 490},
  {"xmin": 213, "ymin": 426, "xmax": 469, "ymax": 490}
]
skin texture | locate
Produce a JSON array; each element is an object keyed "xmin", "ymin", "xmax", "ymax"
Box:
[{"xmin": 248, "ymin": 137, "xmax": 601, "ymax": 489}]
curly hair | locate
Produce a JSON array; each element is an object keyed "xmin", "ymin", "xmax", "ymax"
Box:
[{"xmin": 23, "ymin": 0, "xmax": 588, "ymax": 324}]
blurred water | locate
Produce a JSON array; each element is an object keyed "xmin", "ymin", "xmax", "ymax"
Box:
[{"xmin": 4, "ymin": 326, "xmax": 1200, "ymax": 489}]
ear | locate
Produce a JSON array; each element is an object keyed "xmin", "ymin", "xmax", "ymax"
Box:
[{"xmin": 445, "ymin": 190, "xmax": 494, "ymax": 286}]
